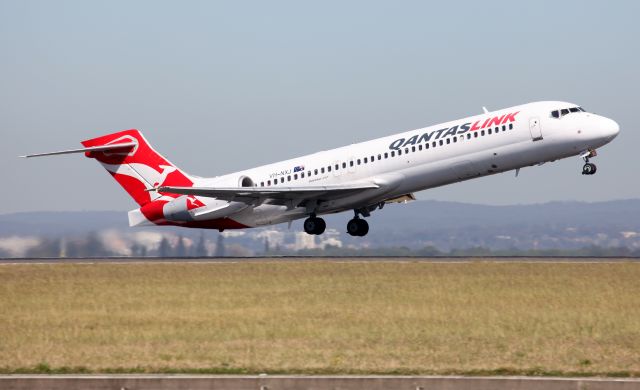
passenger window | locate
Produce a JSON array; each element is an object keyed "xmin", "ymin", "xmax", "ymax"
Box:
[
  {"xmin": 350, "ymin": 161, "xmax": 354, "ymax": 167},
  {"xmin": 495, "ymin": 127, "xmax": 499, "ymax": 133},
  {"xmin": 509, "ymin": 123, "xmax": 513, "ymax": 130},
  {"xmin": 384, "ymin": 152, "xmax": 388, "ymax": 159},
  {"xmin": 378, "ymin": 154, "xmax": 381, "ymax": 160},
  {"xmin": 287, "ymin": 176, "xmax": 291, "ymax": 181},
  {"xmin": 453, "ymin": 137, "xmax": 457, "ymax": 143},
  {"xmin": 502, "ymin": 125, "xmax": 506, "ymax": 131},
  {"xmin": 439, "ymin": 140, "xmax": 443, "ymax": 146},
  {"xmin": 561, "ymin": 109, "xmax": 569, "ymax": 116},
  {"xmin": 391, "ymin": 151, "xmax": 395, "ymax": 157},
  {"xmin": 335, "ymin": 164, "xmax": 339, "ymax": 170},
  {"xmin": 404, "ymin": 148, "xmax": 409, "ymax": 154},
  {"xmin": 267, "ymin": 180, "xmax": 271, "ymax": 186},
  {"xmin": 294, "ymin": 174, "xmax": 298, "ymax": 180},
  {"xmin": 432, "ymin": 141, "xmax": 437, "ymax": 147},
  {"xmin": 398, "ymin": 149, "xmax": 402, "ymax": 156},
  {"xmin": 364, "ymin": 157, "xmax": 368, "ymax": 163},
  {"xmin": 314, "ymin": 169, "xmax": 318, "ymax": 175},
  {"xmin": 551, "ymin": 110, "xmax": 559, "ymax": 118},
  {"xmin": 425, "ymin": 143, "xmax": 430, "ymax": 149},
  {"xmin": 371, "ymin": 156, "xmax": 374, "ymax": 161},
  {"xmin": 327, "ymin": 166, "xmax": 331, "ymax": 172},
  {"xmin": 446, "ymin": 138, "xmax": 450, "ymax": 144},
  {"xmin": 280, "ymin": 177, "xmax": 284, "ymax": 183},
  {"xmin": 488, "ymin": 129, "xmax": 492, "ymax": 135},
  {"xmin": 467, "ymin": 133, "xmax": 471, "ymax": 139},
  {"xmin": 301, "ymin": 172, "xmax": 305, "ymax": 178},
  {"xmin": 321, "ymin": 167, "xmax": 325, "ymax": 173},
  {"xmin": 357, "ymin": 159, "xmax": 361, "ymax": 165},
  {"xmin": 418, "ymin": 145, "xmax": 422, "ymax": 151},
  {"xmin": 260, "ymin": 182, "xmax": 264, "ymax": 187},
  {"xmin": 481, "ymin": 130, "xmax": 485, "ymax": 136},
  {"xmin": 474, "ymin": 132, "xmax": 478, "ymax": 138},
  {"xmin": 411, "ymin": 146, "xmax": 416, "ymax": 152},
  {"xmin": 342, "ymin": 162, "xmax": 346, "ymax": 168}
]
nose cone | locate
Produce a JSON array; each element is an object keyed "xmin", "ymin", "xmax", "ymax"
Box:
[{"xmin": 602, "ymin": 117, "xmax": 620, "ymax": 141}]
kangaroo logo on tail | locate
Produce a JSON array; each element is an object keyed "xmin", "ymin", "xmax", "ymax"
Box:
[{"xmin": 82, "ymin": 129, "xmax": 194, "ymax": 206}]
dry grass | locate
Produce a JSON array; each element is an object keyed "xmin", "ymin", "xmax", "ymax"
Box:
[{"xmin": 0, "ymin": 260, "xmax": 639, "ymax": 375}]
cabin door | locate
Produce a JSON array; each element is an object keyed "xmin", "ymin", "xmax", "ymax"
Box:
[{"xmin": 529, "ymin": 117, "xmax": 543, "ymax": 141}]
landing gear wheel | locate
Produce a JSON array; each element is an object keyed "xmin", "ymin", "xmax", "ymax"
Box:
[
  {"xmin": 347, "ymin": 218, "xmax": 369, "ymax": 237},
  {"xmin": 303, "ymin": 217, "xmax": 326, "ymax": 235},
  {"xmin": 582, "ymin": 162, "xmax": 597, "ymax": 175}
]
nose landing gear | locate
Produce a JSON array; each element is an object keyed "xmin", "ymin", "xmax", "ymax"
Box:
[
  {"xmin": 581, "ymin": 149, "xmax": 598, "ymax": 175},
  {"xmin": 582, "ymin": 162, "xmax": 597, "ymax": 175}
]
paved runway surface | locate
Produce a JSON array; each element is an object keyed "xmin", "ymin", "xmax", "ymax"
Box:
[
  {"xmin": 1, "ymin": 375, "xmax": 639, "ymax": 390},
  {"xmin": 0, "ymin": 256, "xmax": 638, "ymax": 264}
]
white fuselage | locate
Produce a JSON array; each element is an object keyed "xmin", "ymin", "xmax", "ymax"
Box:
[{"xmin": 182, "ymin": 101, "xmax": 619, "ymax": 228}]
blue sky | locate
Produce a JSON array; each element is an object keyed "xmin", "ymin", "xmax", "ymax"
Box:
[{"xmin": 1, "ymin": 0, "xmax": 639, "ymax": 213}]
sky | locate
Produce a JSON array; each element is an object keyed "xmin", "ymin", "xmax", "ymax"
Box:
[{"xmin": 1, "ymin": 0, "xmax": 639, "ymax": 213}]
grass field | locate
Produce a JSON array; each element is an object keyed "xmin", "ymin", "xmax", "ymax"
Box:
[{"xmin": 0, "ymin": 260, "xmax": 639, "ymax": 376}]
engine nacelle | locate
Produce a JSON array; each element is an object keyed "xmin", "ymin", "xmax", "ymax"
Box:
[{"xmin": 163, "ymin": 196, "xmax": 195, "ymax": 221}]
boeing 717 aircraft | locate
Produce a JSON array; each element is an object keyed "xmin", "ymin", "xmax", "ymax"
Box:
[{"xmin": 23, "ymin": 101, "xmax": 619, "ymax": 237}]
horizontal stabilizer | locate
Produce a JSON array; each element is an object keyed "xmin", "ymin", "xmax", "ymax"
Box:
[{"xmin": 20, "ymin": 142, "xmax": 137, "ymax": 158}]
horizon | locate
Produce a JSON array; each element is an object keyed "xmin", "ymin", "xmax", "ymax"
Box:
[{"xmin": 2, "ymin": 197, "xmax": 640, "ymax": 216}]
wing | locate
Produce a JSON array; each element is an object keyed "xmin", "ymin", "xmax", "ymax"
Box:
[{"xmin": 154, "ymin": 183, "xmax": 379, "ymax": 205}]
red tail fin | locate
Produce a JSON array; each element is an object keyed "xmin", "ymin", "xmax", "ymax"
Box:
[{"xmin": 82, "ymin": 129, "xmax": 193, "ymax": 206}]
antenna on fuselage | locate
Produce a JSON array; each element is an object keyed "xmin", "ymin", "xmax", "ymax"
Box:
[{"xmin": 482, "ymin": 106, "xmax": 489, "ymax": 114}]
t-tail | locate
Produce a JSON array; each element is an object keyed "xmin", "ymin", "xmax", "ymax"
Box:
[
  {"xmin": 80, "ymin": 129, "xmax": 193, "ymax": 206},
  {"xmin": 21, "ymin": 129, "xmax": 195, "ymax": 218}
]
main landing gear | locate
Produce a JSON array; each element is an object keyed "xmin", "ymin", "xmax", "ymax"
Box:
[
  {"xmin": 303, "ymin": 211, "xmax": 371, "ymax": 237},
  {"xmin": 303, "ymin": 215, "xmax": 326, "ymax": 235},
  {"xmin": 581, "ymin": 149, "xmax": 598, "ymax": 175},
  {"xmin": 346, "ymin": 217, "xmax": 369, "ymax": 237}
]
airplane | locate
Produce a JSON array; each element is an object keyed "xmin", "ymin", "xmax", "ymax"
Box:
[{"xmin": 22, "ymin": 101, "xmax": 619, "ymax": 237}]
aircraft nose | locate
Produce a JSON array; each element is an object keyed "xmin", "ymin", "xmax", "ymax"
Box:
[{"xmin": 602, "ymin": 117, "xmax": 620, "ymax": 141}]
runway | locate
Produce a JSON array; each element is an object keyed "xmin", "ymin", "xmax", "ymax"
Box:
[
  {"xmin": 0, "ymin": 375, "xmax": 638, "ymax": 390},
  {"xmin": 0, "ymin": 256, "xmax": 638, "ymax": 264}
]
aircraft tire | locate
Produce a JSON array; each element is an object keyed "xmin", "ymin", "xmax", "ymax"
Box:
[
  {"xmin": 582, "ymin": 162, "xmax": 597, "ymax": 175},
  {"xmin": 314, "ymin": 218, "xmax": 326, "ymax": 235},
  {"xmin": 357, "ymin": 218, "xmax": 369, "ymax": 236},
  {"xmin": 304, "ymin": 217, "xmax": 326, "ymax": 235},
  {"xmin": 347, "ymin": 218, "xmax": 369, "ymax": 237}
]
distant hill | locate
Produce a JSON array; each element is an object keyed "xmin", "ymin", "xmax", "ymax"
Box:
[{"xmin": 1, "ymin": 199, "xmax": 639, "ymax": 253}]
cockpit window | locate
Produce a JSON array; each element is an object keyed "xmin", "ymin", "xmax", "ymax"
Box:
[{"xmin": 551, "ymin": 106, "xmax": 585, "ymax": 119}]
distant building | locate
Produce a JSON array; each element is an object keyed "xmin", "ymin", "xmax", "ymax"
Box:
[
  {"xmin": 294, "ymin": 232, "xmax": 316, "ymax": 250},
  {"xmin": 319, "ymin": 228, "xmax": 343, "ymax": 249}
]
